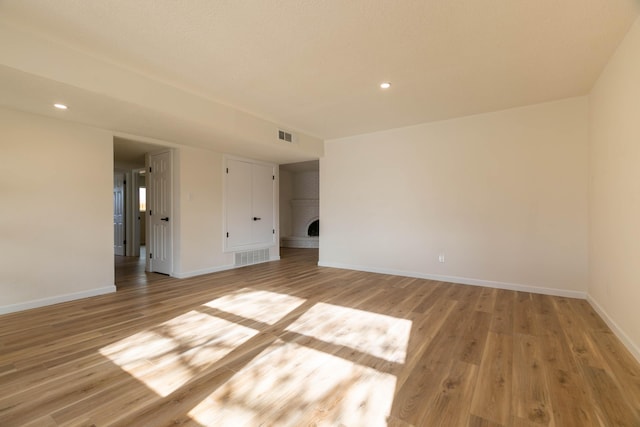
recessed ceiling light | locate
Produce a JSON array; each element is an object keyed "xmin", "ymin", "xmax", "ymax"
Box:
[
  {"xmin": 53, "ymin": 103, "xmax": 68, "ymax": 110},
  {"xmin": 380, "ymin": 82, "xmax": 391, "ymax": 89}
]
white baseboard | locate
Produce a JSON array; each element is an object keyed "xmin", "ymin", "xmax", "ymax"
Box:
[
  {"xmin": 172, "ymin": 264, "xmax": 236, "ymax": 279},
  {"xmin": 172, "ymin": 256, "xmax": 280, "ymax": 279},
  {"xmin": 317, "ymin": 261, "xmax": 586, "ymax": 299},
  {"xmin": 0, "ymin": 285, "xmax": 116, "ymax": 315},
  {"xmin": 317, "ymin": 261, "xmax": 640, "ymax": 363},
  {"xmin": 586, "ymin": 294, "xmax": 640, "ymax": 364}
]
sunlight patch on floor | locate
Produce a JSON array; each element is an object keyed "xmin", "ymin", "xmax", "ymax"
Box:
[
  {"xmin": 99, "ymin": 310, "xmax": 258, "ymax": 396},
  {"xmin": 285, "ymin": 302, "xmax": 412, "ymax": 364},
  {"xmin": 204, "ymin": 288, "xmax": 306, "ymax": 325},
  {"xmin": 188, "ymin": 339, "xmax": 397, "ymax": 426}
]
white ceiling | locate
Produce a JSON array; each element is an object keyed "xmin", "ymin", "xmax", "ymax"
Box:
[{"xmin": 0, "ymin": 1, "xmax": 638, "ymax": 143}]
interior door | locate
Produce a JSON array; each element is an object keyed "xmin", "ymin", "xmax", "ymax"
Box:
[
  {"xmin": 113, "ymin": 173, "xmax": 126, "ymax": 256},
  {"xmin": 226, "ymin": 159, "xmax": 253, "ymax": 248},
  {"xmin": 148, "ymin": 151, "xmax": 172, "ymax": 274},
  {"xmin": 225, "ymin": 158, "xmax": 276, "ymax": 251},
  {"xmin": 251, "ymin": 163, "xmax": 275, "ymax": 244}
]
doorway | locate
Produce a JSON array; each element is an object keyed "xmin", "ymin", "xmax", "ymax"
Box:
[
  {"xmin": 279, "ymin": 160, "xmax": 319, "ymax": 262},
  {"xmin": 113, "ymin": 137, "xmax": 172, "ymax": 286}
]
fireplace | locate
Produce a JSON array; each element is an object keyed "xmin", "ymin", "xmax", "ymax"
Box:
[
  {"xmin": 307, "ymin": 219, "xmax": 319, "ymax": 237},
  {"xmin": 281, "ymin": 199, "xmax": 319, "ymax": 248}
]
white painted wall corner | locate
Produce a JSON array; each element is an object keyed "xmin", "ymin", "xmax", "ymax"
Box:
[{"xmin": 587, "ymin": 294, "xmax": 640, "ymax": 364}]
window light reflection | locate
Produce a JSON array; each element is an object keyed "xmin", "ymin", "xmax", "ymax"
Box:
[
  {"xmin": 204, "ymin": 289, "xmax": 305, "ymax": 325},
  {"xmin": 99, "ymin": 310, "xmax": 258, "ymax": 397},
  {"xmin": 285, "ymin": 302, "xmax": 411, "ymax": 364},
  {"xmin": 188, "ymin": 340, "xmax": 397, "ymax": 426}
]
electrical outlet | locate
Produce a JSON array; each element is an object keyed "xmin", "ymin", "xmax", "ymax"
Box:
[{"xmin": 438, "ymin": 254, "xmax": 445, "ymax": 263}]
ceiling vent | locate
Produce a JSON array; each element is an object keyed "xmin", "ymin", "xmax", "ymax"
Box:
[{"xmin": 278, "ymin": 129, "xmax": 296, "ymax": 143}]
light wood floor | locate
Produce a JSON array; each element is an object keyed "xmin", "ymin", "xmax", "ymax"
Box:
[{"xmin": 1, "ymin": 248, "xmax": 639, "ymax": 426}]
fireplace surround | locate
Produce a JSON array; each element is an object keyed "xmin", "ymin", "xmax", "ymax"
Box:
[{"xmin": 281, "ymin": 198, "xmax": 319, "ymax": 248}]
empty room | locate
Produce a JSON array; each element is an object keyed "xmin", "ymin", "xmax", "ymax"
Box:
[{"xmin": 1, "ymin": 1, "xmax": 640, "ymax": 426}]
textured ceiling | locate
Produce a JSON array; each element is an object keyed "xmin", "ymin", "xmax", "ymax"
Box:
[{"xmin": 1, "ymin": 0, "xmax": 639, "ymax": 140}]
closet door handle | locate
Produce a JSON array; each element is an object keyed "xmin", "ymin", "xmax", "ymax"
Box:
[
  {"xmin": 160, "ymin": 217, "xmax": 170, "ymax": 222},
  {"xmin": 253, "ymin": 217, "xmax": 261, "ymax": 221}
]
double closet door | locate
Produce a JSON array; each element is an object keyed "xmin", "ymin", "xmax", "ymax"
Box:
[{"xmin": 225, "ymin": 158, "xmax": 276, "ymax": 251}]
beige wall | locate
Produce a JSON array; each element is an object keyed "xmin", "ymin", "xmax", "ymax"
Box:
[
  {"xmin": 589, "ymin": 16, "xmax": 640, "ymax": 359},
  {"xmin": 320, "ymin": 97, "xmax": 589, "ymax": 295},
  {"xmin": 172, "ymin": 148, "xmax": 280, "ymax": 277},
  {"xmin": 0, "ymin": 108, "xmax": 114, "ymax": 313},
  {"xmin": 173, "ymin": 147, "xmax": 233, "ymax": 277}
]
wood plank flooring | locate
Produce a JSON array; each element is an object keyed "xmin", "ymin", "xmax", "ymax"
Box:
[{"xmin": 1, "ymin": 248, "xmax": 639, "ymax": 426}]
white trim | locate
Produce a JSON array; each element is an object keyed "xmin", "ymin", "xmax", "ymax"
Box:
[
  {"xmin": 172, "ymin": 264, "xmax": 236, "ymax": 279},
  {"xmin": 318, "ymin": 261, "xmax": 640, "ymax": 366},
  {"xmin": 316, "ymin": 261, "xmax": 586, "ymax": 299},
  {"xmin": 0, "ymin": 286, "xmax": 116, "ymax": 315},
  {"xmin": 171, "ymin": 256, "xmax": 281, "ymax": 279},
  {"xmin": 587, "ymin": 294, "xmax": 640, "ymax": 364}
]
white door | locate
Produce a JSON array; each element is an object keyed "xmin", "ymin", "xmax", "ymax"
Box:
[
  {"xmin": 251, "ymin": 163, "xmax": 275, "ymax": 244},
  {"xmin": 148, "ymin": 151, "xmax": 172, "ymax": 274},
  {"xmin": 227, "ymin": 159, "xmax": 254, "ymax": 248},
  {"xmin": 225, "ymin": 158, "xmax": 275, "ymax": 251},
  {"xmin": 113, "ymin": 173, "xmax": 126, "ymax": 256}
]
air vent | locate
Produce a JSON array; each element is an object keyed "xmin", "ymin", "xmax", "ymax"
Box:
[
  {"xmin": 234, "ymin": 248, "xmax": 270, "ymax": 267},
  {"xmin": 278, "ymin": 129, "xmax": 295, "ymax": 143}
]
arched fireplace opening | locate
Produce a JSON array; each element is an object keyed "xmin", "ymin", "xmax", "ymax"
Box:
[{"xmin": 307, "ymin": 220, "xmax": 319, "ymax": 237}]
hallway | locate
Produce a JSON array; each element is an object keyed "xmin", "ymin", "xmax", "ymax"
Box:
[{"xmin": 114, "ymin": 247, "xmax": 167, "ymax": 289}]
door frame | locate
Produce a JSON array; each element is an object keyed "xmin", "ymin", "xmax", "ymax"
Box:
[{"xmin": 146, "ymin": 149, "xmax": 174, "ymax": 274}]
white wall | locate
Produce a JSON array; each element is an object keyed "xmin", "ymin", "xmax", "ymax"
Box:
[
  {"xmin": 172, "ymin": 147, "xmax": 280, "ymax": 278},
  {"xmin": 0, "ymin": 108, "xmax": 115, "ymax": 313},
  {"xmin": 320, "ymin": 97, "xmax": 589, "ymax": 296},
  {"xmin": 172, "ymin": 146, "xmax": 232, "ymax": 277},
  {"xmin": 588, "ymin": 16, "xmax": 640, "ymax": 360},
  {"xmin": 293, "ymin": 171, "xmax": 320, "ymax": 200},
  {"xmin": 279, "ymin": 169, "xmax": 293, "ymax": 238}
]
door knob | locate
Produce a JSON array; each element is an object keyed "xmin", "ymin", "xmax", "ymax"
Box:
[
  {"xmin": 160, "ymin": 217, "xmax": 170, "ymax": 222},
  {"xmin": 253, "ymin": 217, "xmax": 261, "ymax": 221}
]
